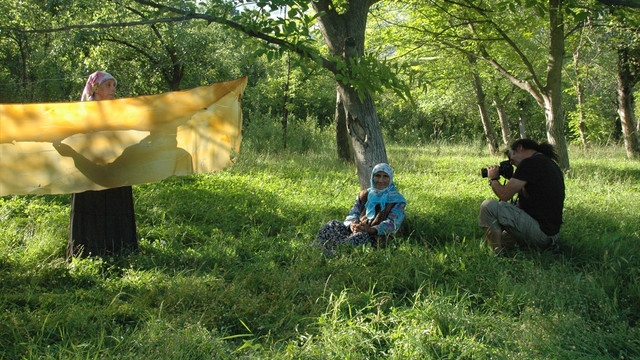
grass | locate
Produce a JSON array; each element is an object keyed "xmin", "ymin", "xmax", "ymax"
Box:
[{"xmin": 1, "ymin": 121, "xmax": 639, "ymax": 359}]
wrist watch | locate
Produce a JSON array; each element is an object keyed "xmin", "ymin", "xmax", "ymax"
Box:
[{"xmin": 489, "ymin": 178, "xmax": 498, "ymax": 186}]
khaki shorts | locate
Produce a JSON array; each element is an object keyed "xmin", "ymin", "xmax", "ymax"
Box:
[{"xmin": 478, "ymin": 199, "xmax": 557, "ymax": 249}]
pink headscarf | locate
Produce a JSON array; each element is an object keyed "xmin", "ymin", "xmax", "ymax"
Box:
[{"xmin": 81, "ymin": 71, "xmax": 117, "ymax": 101}]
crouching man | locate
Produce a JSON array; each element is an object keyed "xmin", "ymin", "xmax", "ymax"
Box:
[{"xmin": 479, "ymin": 139, "xmax": 565, "ymax": 254}]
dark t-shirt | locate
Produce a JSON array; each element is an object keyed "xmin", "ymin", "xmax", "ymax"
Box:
[{"xmin": 512, "ymin": 154, "xmax": 565, "ymax": 235}]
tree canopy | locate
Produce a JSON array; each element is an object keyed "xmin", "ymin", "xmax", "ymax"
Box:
[{"xmin": 1, "ymin": 0, "xmax": 638, "ymax": 160}]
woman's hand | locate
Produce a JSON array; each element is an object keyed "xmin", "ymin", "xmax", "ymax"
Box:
[{"xmin": 351, "ymin": 221, "xmax": 377, "ymax": 235}]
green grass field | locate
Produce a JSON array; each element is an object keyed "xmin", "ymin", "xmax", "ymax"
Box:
[{"xmin": 1, "ymin": 123, "xmax": 639, "ymax": 359}]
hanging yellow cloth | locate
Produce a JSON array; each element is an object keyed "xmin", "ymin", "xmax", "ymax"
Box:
[{"xmin": 0, "ymin": 76, "xmax": 247, "ymax": 195}]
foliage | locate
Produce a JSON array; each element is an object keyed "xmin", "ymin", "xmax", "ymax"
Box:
[
  {"xmin": 242, "ymin": 54, "xmax": 337, "ymax": 128},
  {"xmin": 567, "ymin": 96, "xmax": 619, "ymax": 145},
  {"xmin": 0, "ymin": 0, "xmax": 636, "ymax": 147},
  {"xmin": 242, "ymin": 111, "xmax": 335, "ymax": 154},
  {"xmin": 1, "ymin": 126, "xmax": 639, "ymax": 358},
  {"xmin": 368, "ymin": 0, "xmax": 634, "ymax": 158},
  {"xmin": 367, "ymin": 1, "xmax": 555, "ymax": 145}
]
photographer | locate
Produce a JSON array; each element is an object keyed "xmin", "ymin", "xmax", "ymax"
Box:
[{"xmin": 479, "ymin": 139, "xmax": 565, "ymax": 254}]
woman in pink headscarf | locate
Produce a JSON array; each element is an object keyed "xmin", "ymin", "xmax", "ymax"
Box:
[
  {"xmin": 81, "ymin": 71, "xmax": 117, "ymax": 102},
  {"xmin": 66, "ymin": 71, "xmax": 138, "ymax": 257}
]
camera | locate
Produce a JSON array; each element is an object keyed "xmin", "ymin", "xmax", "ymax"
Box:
[{"xmin": 481, "ymin": 160, "xmax": 514, "ymax": 179}]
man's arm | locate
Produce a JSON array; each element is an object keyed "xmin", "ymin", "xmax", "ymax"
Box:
[
  {"xmin": 491, "ymin": 178, "xmax": 526, "ymax": 202},
  {"xmin": 487, "ymin": 166, "xmax": 526, "ymax": 202}
]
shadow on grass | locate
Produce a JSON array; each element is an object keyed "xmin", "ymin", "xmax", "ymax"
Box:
[
  {"xmin": 559, "ymin": 204, "xmax": 640, "ymax": 264},
  {"xmin": 399, "ymin": 192, "xmax": 485, "ymax": 246},
  {"xmin": 127, "ymin": 174, "xmax": 346, "ymax": 271}
]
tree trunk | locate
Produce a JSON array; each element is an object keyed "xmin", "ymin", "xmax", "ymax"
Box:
[
  {"xmin": 518, "ymin": 114, "xmax": 527, "ymax": 139},
  {"xmin": 474, "ymin": 0, "xmax": 570, "ymax": 169},
  {"xmin": 616, "ymin": 47, "xmax": 640, "ymax": 158},
  {"xmin": 15, "ymin": 34, "xmax": 32, "ymax": 102},
  {"xmin": 335, "ymin": 89, "xmax": 354, "ymax": 161},
  {"xmin": 517, "ymin": 100, "xmax": 528, "ymax": 139},
  {"xmin": 575, "ymin": 78, "xmax": 588, "ymax": 148},
  {"xmin": 283, "ymin": 51, "xmax": 291, "ymax": 149},
  {"xmin": 573, "ymin": 29, "xmax": 588, "ymax": 148},
  {"xmin": 338, "ymin": 84, "xmax": 388, "ymax": 189},
  {"xmin": 313, "ymin": 0, "xmax": 387, "ymax": 188},
  {"xmin": 542, "ymin": 93, "xmax": 569, "ymax": 169},
  {"xmin": 164, "ymin": 62, "xmax": 184, "ymax": 91},
  {"xmin": 543, "ymin": 0, "xmax": 570, "ymax": 170},
  {"xmin": 493, "ymin": 98, "xmax": 512, "ymax": 146},
  {"xmin": 468, "ymin": 56, "xmax": 499, "ymax": 155}
]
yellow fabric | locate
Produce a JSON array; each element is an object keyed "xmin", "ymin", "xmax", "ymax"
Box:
[{"xmin": 0, "ymin": 77, "xmax": 247, "ymax": 195}]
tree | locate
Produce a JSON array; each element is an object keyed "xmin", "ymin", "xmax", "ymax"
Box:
[
  {"xmin": 101, "ymin": 4, "xmax": 188, "ymax": 91},
  {"xmin": 615, "ymin": 45, "xmax": 640, "ymax": 158},
  {"xmin": 127, "ymin": 0, "xmax": 403, "ymax": 188},
  {"xmin": 379, "ymin": 0, "xmax": 585, "ymax": 170},
  {"xmin": 368, "ymin": 2, "xmax": 502, "ymax": 147},
  {"xmin": 311, "ymin": 0, "xmax": 389, "ymax": 188},
  {"xmin": 468, "ymin": 54, "xmax": 500, "ymax": 154},
  {"xmin": 492, "ymin": 86, "xmax": 515, "ymax": 146},
  {"xmin": 607, "ymin": 5, "xmax": 640, "ymax": 158},
  {"xmin": 570, "ymin": 23, "xmax": 590, "ymax": 148},
  {"xmin": 0, "ymin": 0, "xmax": 75, "ymax": 102},
  {"xmin": 597, "ymin": 0, "xmax": 640, "ymax": 6}
]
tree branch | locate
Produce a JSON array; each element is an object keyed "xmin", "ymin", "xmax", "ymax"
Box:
[
  {"xmin": 597, "ymin": 0, "xmax": 640, "ymax": 7},
  {"xmin": 132, "ymin": 0, "xmax": 337, "ymax": 73},
  {"xmin": 101, "ymin": 37, "xmax": 158, "ymax": 65},
  {"xmin": 0, "ymin": 0, "xmax": 338, "ymax": 74},
  {"xmin": 0, "ymin": 17, "xmax": 192, "ymax": 34},
  {"xmin": 466, "ymin": 5, "xmax": 545, "ymax": 92}
]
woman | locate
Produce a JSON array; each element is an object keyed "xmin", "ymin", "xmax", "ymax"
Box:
[
  {"xmin": 314, "ymin": 163, "xmax": 406, "ymax": 256},
  {"xmin": 65, "ymin": 71, "xmax": 138, "ymax": 257}
]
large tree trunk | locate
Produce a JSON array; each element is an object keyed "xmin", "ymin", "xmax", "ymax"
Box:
[
  {"xmin": 338, "ymin": 85, "xmax": 388, "ymax": 189},
  {"xmin": 313, "ymin": 0, "xmax": 387, "ymax": 188},
  {"xmin": 542, "ymin": 93, "xmax": 569, "ymax": 169},
  {"xmin": 616, "ymin": 47, "xmax": 640, "ymax": 159},
  {"xmin": 543, "ymin": 0, "xmax": 570, "ymax": 170}
]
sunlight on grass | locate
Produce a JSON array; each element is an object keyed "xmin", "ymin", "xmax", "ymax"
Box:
[{"xmin": 1, "ymin": 125, "xmax": 639, "ymax": 359}]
